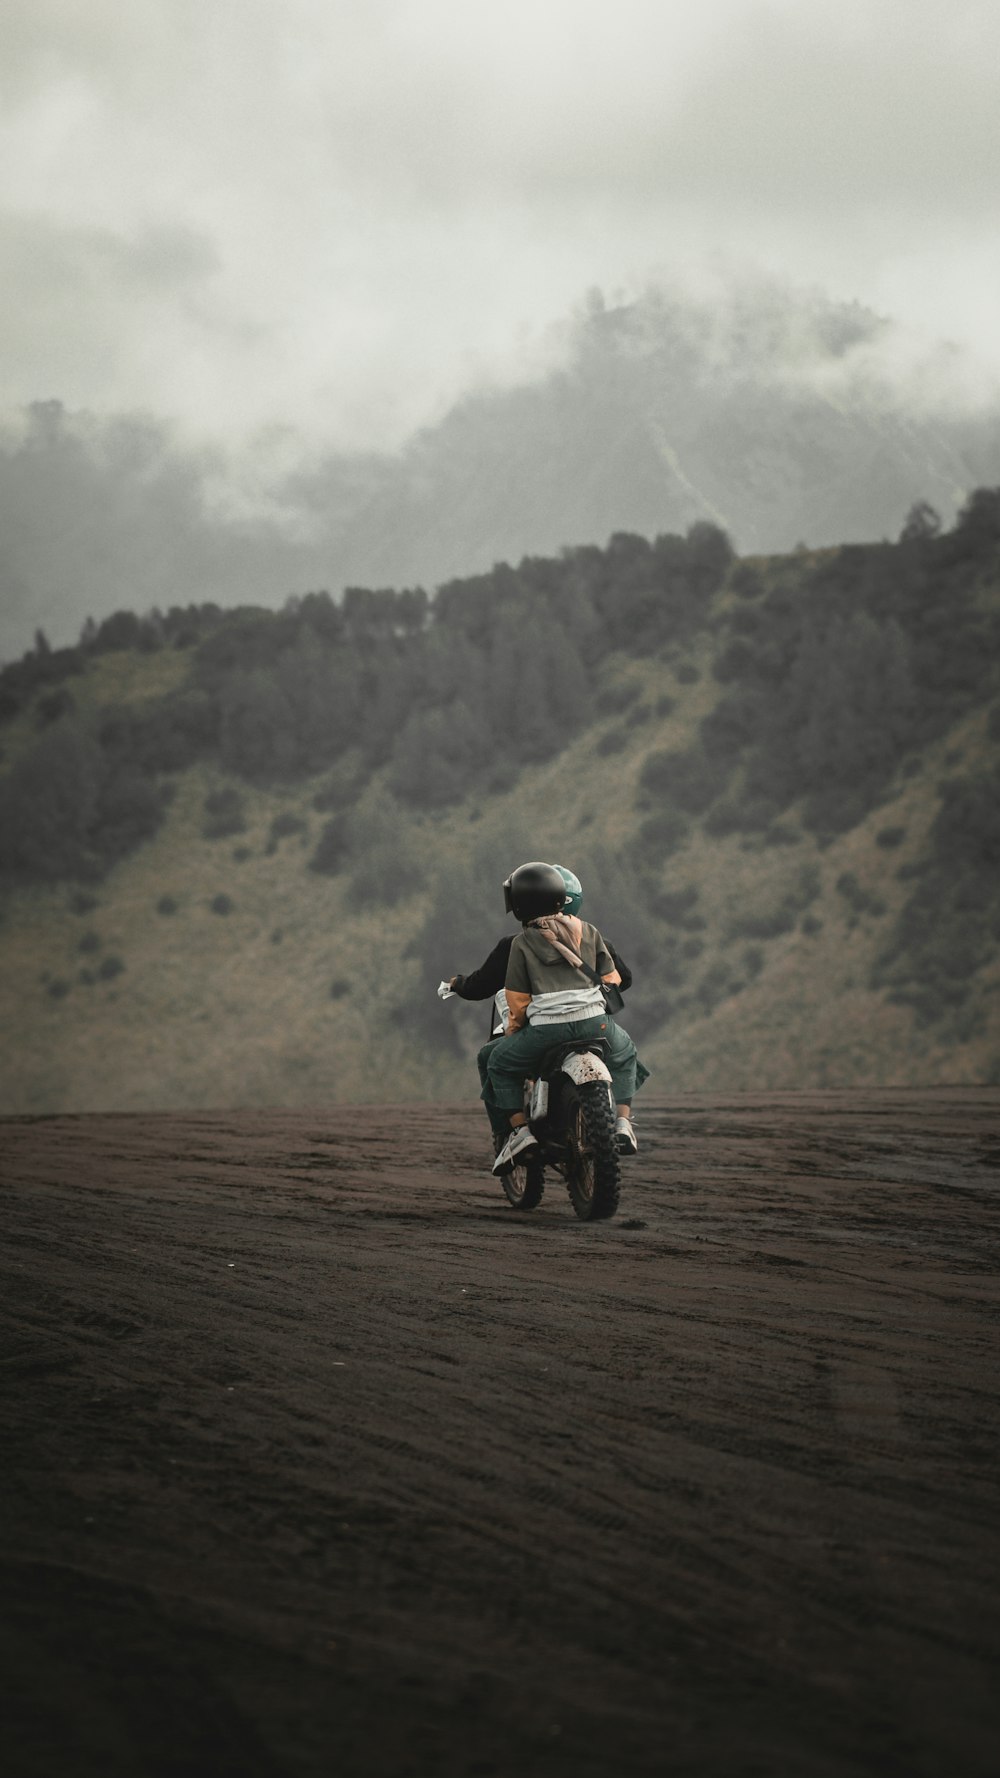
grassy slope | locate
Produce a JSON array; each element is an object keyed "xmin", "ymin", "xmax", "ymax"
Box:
[{"xmin": 3, "ymin": 597, "xmax": 997, "ymax": 1114}]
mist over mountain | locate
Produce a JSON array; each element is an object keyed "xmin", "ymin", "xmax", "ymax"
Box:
[{"xmin": 4, "ymin": 278, "xmax": 1000, "ymax": 663}]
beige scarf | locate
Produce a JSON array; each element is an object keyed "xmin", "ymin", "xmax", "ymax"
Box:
[{"xmin": 527, "ymin": 914, "xmax": 585, "ymax": 969}]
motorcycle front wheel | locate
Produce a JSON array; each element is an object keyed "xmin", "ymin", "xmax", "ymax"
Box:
[
  {"xmin": 493, "ymin": 1134, "xmax": 545, "ymax": 1211},
  {"xmin": 563, "ymin": 1083, "xmax": 621, "ymax": 1222}
]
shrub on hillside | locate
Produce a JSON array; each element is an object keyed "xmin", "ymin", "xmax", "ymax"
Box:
[
  {"xmin": 157, "ymin": 894, "xmax": 178, "ymax": 915},
  {"xmin": 639, "ymin": 746, "xmax": 731, "ymax": 815},
  {"xmin": 728, "ymin": 905, "xmax": 796, "ymax": 942},
  {"xmin": 98, "ymin": 955, "xmax": 125, "ymax": 980},
  {"xmin": 704, "ymin": 794, "xmax": 781, "ymax": 836},
  {"xmin": 836, "ymin": 872, "xmax": 887, "ymax": 919},
  {"xmin": 651, "ymin": 885, "xmax": 700, "ymax": 926},
  {"xmin": 309, "ymin": 814, "xmax": 351, "ymax": 876},
  {"xmin": 0, "ymin": 720, "xmax": 102, "ymax": 880},
  {"xmin": 92, "ymin": 610, "xmax": 149, "ymax": 653},
  {"xmin": 713, "ymin": 640, "xmax": 759, "ymax": 684},
  {"xmin": 99, "ymin": 692, "xmax": 218, "ymax": 775},
  {"xmin": 685, "ymin": 522, "xmax": 736, "ymax": 597},
  {"xmin": 603, "ymin": 681, "xmax": 641, "ymax": 714},
  {"xmin": 633, "ymin": 810, "xmax": 690, "ymax": 860},
  {"xmin": 695, "ymin": 961, "xmax": 732, "ymax": 1015},
  {"xmin": 726, "ymin": 864, "xmax": 819, "ymax": 943},
  {"xmin": 596, "ymin": 727, "xmax": 628, "ymax": 756},
  {"xmin": 793, "ymin": 862, "xmax": 822, "ymax": 907},
  {"xmin": 700, "ymin": 692, "xmax": 759, "ymax": 762},
  {"xmin": 0, "ymin": 640, "xmax": 84, "ymax": 728},
  {"xmin": 731, "ymin": 563, "xmax": 764, "ymax": 600},
  {"xmin": 899, "ymin": 500, "xmax": 942, "ymax": 544},
  {"xmin": 217, "ymin": 671, "xmax": 300, "ymax": 780},
  {"xmin": 730, "ymin": 606, "xmax": 762, "ymax": 639},
  {"xmin": 947, "ymin": 486, "xmax": 1000, "ymax": 558},
  {"xmin": 92, "ymin": 766, "xmax": 170, "ymax": 864},
  {"xmin": 202, "ymin": 787, "xmax": 247, "ymax": 839},
  {"xmin": 344, "ymin": 799, "xmax": 425, "ymax": 910},
  {"xmin": 36, "ymin": 687, "xmax": 76, "ymax": 728},
  {"xmin": 269, "ymin": 811, "xmax": 307, "ymax": 843},
  {"xmin": 312, "ymin": 761, "xmax": 366, "ymax": 813},
  {"xmin": 210, "ymin": 894, "xmax": 234, "ymax": 916},
  {"xmin": 347, "ymin": 853, "xmax": 425, "ymax": 910}
]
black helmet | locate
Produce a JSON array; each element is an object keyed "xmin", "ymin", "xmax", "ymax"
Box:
[{"xmin": 503, "ymin": 861, "xmax": 568, "ymax": 923}]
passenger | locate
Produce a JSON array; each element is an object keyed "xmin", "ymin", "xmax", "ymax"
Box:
[
  {"xmin": 447, "ymin": 864, "xmax": 634, "ymax": 1153},
  {"xmin": 486, "ymin": 861, "xmax": 647, "ymax": 1175}
]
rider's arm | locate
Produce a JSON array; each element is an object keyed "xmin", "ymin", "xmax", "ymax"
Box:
[
  {"xmin": 450, "ymin": 938, "xmax": 512, "ymax": 1001},
  {"xmin": 592, "ymin": 926, "xmax": 622, "ymax": 987},
  {"xmin": 606, "ymin": 942, "xmax": 631, "ymax": 992}
]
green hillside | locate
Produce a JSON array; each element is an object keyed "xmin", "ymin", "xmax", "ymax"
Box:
[{"xmin": 2, "ymin": 496, "xmax": 999, "ymax": 1112}]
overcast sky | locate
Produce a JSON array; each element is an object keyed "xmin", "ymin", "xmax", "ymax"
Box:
[{"xmin": 2, "ymin": 0, "xmax": 999, "ymax": 455}]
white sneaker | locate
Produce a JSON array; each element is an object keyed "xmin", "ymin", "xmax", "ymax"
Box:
[
  {"xmin": 492, "ymin": 1126, "xmax": 540, "ymax": 1175},
  {"xmin": 615, "ymin": 1115, "xmax": 638, "ymax": 1156}
]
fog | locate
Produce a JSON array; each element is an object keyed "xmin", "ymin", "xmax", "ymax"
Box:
[
  {"xmin": 2, "ymin": 0, "xmax": 998, "ymax": 452},
  {"xmin": 2, "ymin": 0, "xmax": 999, "ymax": 656},
  {"xmin": 4, "ymin": 272, "xmax": 999, "ymax": 663}
]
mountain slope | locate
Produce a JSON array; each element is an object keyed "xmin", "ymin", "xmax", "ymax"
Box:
[{"xmin": 2, "ymin": 503, "xmax": 998, "ymax": 1113}]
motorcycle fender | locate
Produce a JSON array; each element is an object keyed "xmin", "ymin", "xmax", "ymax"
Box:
[{"xmin": 559, "ymin": 1051, "xmax": 613, "ymax": 1088}]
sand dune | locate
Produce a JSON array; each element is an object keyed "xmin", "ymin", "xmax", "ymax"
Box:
[{"xmin": 2, "ymin": 1092, "xmax": 998, "ymax": 1777}]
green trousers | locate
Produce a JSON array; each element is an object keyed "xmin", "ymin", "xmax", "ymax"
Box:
[{"xmin": 484, "ymin": 1014, "xmax": 648, "ymax": 1123}]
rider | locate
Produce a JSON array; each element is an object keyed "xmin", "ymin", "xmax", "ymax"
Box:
[
  {"xmin": 447, "ymin": 864, "xmax": 633, "ymax": 1151},
  {"xmin": 488, "ymin": 862, "xmax": 646, "ymax": 1174}
]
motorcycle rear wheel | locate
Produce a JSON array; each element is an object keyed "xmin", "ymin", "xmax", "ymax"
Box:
[
  {"xmin": 493, "ymin": 1134, "xmax": 545, "ymax": 1210},
  {"xmin": 563, "ymin": 1083, "xmax": 621, "ymax": 1221}
]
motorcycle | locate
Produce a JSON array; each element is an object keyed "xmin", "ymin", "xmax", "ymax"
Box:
[{"xmin": 494, "ymin": 1039, "xmax": 622, "ymax": 1222}]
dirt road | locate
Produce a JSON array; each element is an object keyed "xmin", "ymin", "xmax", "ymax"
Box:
[{"xmin": 2, "ymin": 1092, "xmax": 998, "ymax": 1777}]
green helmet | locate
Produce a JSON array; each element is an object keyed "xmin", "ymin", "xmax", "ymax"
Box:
[{"xmin": 553, "ymin": 864, "xmax": 583, "ymax": 917}]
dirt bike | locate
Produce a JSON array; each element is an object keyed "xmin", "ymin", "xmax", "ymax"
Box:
[{"xmin": 494, "ymin": 1039, "xmax": 621, "ymax": 1222}]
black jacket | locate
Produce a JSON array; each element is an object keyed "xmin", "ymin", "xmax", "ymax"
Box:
[{"xmin": 452, "ymin": 935, "xmax": 632, "ymax": 1040}]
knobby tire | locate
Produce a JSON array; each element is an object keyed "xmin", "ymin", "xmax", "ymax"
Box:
[
  {"xmin": 494, "ymin": 1135, "xmax": 545, "ymax": 1211},
  {"xmin": 564, "ymin": 1083, "xmax": 621, "ymax": 1222}
]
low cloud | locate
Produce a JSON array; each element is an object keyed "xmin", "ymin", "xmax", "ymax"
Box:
[{"xmin": 0, "ymin": 1, "xmax": 997, "ymax": 454}]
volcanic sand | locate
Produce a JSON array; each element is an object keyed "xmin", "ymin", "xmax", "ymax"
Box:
[{"xmin": 2, "ymin": 1091, "xmax": 998, "ymax": 1777}]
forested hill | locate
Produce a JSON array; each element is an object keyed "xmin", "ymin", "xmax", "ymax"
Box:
[{"xmin": 1, "ymin": 490, "xmax": 999, "ymax": 1112}]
